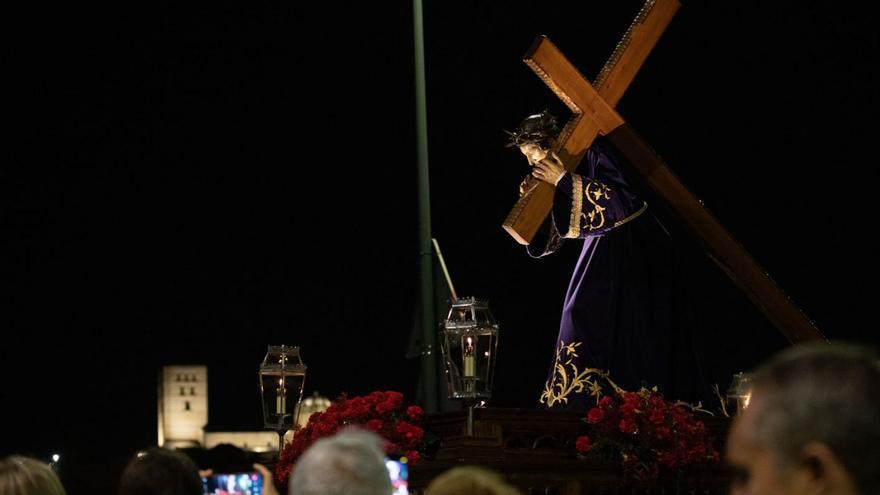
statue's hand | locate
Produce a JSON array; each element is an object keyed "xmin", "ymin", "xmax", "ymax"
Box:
[
  {"xmin": 518, "ymin": 175, "xmax": 537, "ymax": 197},
  {"xmin": 532, "ymin": 152, "xmax": 566, "ymax": 186}
]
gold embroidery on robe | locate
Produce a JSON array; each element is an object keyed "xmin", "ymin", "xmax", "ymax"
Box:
[
  {"xmin": 540, "ymin": 341, "xmax": 623, "ymax": 407},
  {"xmin": 583, "ymin": 180, "xmax": 612, "ymax": 231},
  {"xmin": 563, "ymin": 174, "xmax": 584, "ymax": 239},
  {"xmin": 541, "ymin": 340, "xmax": 711, "ymax": 412},
  {"xmin": 613, "ymin": 201, "xmax": 648, "ymax": 228}
]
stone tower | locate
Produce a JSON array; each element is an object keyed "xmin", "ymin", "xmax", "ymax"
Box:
[{"xmin": 157, "ymin": 365, "xmax": 208, "ymax": 448}]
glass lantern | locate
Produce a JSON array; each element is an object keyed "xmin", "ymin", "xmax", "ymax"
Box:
[
  {"xmin": 439, "ymin": 297, "xmax": 499, "ymax": 403},
  {"xmin": 725, "ymin": 371, "xmax": 752, "ymax": 414},
  {"xmin": 259, "ymin": 345, "xmax": 307, "ymax": 451}
]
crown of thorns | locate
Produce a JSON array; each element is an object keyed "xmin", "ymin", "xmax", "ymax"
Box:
[{"xmin": 504, "ymin": 110, "xmax": 559, "ymax": 148}]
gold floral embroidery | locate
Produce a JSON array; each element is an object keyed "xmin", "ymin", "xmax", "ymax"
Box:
[
  {"xmin": 582, "ymin": 180, "xmax": 612, "ymax": 231},
  {"xmin": 563, "ymin": 174, "xmax": 584, "ymax": 239},
  {"xmin": 540, "ymin": 341, "xmax": 625, "ymax": 408},
  {"xmin": 540, "ymin": 341, "xmax": 715, "ymax": 414}
]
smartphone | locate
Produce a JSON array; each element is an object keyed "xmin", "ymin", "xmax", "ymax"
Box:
[
  {"xmin": 201, "ymin": 471, "xmax": 264, "ymax": 495},
  {"xmin": 385, "ymin": 456, "xmax": 409, "ymax": 495}
]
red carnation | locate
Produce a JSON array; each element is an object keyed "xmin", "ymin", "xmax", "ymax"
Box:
[
  {"xmin": 653, "ymin": 425, "xmax": 671, "ymax": 440},
  {"xmin": 620, "ymin": 394, "xmax": 639, "ymax": 416},
  {"xmin": 576, "ymin": 388, "xmax": 719, "ymax": 481},
  {"xmin": 405, "ymin": 450, "xmax": 421, "ymax": 463},
  {"xmin": 366, "ymin": 419, "xmax": 383, "ymax": 432},
  {"xmin": 406, "ymin": 405, "xmax": 424, "ymax": 421},
  {"xmin": 375, "ymin": 400, "xmax": 395, "ymax": 414},
  {"xmin": 619, "ymin": 417, "xmax": 638, "ymax": 434},
  {"xmin": 587, "ymin": 407, "xmax": 605, "ymax": 424},
  {"xmin": 575, "ymin": 435, "xmax": 593, "ymax": 453},
  {"xmin": 384, "ymin": 391, "xmax": 404, "ymax": 408},
  {"xmin": 395, "ymin": 421, "xmax": 424, "ymax": 444},
  {"xmin": 648, "ymin": 408, "xmax": 665, "ymax": 425}
]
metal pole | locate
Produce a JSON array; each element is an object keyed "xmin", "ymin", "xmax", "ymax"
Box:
[{"xmin": 413, "ymin": 0, "xmax": 437, "ymax": 413}]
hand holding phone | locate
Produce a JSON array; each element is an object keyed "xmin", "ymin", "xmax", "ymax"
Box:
[
  {"xmin": 386, "ymin": 456, "xmax": 409, "ymax": 495},
  {"xmin": 201, "ymin": 471, "xmax": 264, "ymax": 495}
]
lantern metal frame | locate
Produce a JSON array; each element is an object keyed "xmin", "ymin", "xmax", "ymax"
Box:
[
  {"xmin": 439, "ymin": 297, "xmax": 500, "ymax": 434},
  {"xmin": 258, "ymin": 345, "xmax": 307, "ymax": 452}
]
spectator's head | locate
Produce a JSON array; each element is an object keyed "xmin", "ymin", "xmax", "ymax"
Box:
[
  {"xmin": 118, "ymin": 447, "xmax": 202, "ymax": 495},
  {"xmin": 289, "ymin": 427, "xmax": 392, "ymax": 495},
  {"xmin": 726, "ymin": 341, "xmax": 880, "ymax": 495},
  {"xmin": 207, "ymin": 443, "xmax": 250, "ymax": 473},
  {"xmin": 0, "ymin": 456, "xmax": 66, "ymax": 495},
  {"xmin": 425, "ymin": 466, "xmax": 521, "ymax": 495}
]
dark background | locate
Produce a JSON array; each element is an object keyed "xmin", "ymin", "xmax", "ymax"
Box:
[{"xmin": 3, "ymin": 0, "xmax": 877, "ymax": 489}]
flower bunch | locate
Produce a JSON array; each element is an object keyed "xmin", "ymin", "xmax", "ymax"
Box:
[
  {"xmin": 575, "ymin": 388, "xmax": 720, "ymax": 480},
  {"xmin": 275, "ymin": 391, "xmax": 427, "ymax": 489}
]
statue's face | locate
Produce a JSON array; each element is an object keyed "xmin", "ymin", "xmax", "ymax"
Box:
[{"xmin": 518, "ymin": 143, "xmax": 548, "ymax": 165}]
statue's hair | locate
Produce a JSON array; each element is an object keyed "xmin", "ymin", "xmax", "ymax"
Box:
[{"xmin": 504, "ymin": 110, "xmax": 558, "ymax": 149}]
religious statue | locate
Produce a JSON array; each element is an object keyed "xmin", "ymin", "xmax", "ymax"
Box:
[{"xmin": 508, "ymin": 111, "xmax": 710, "ymax": 410}]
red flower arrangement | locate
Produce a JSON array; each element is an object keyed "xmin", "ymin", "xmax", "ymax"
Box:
[
  {"xmin": 274, "ymin": 391, "xmax": 429, "ymax": 490},
  {"xmin": 575, "ymin": 388, "xmax": 720, "ymax": 480}
]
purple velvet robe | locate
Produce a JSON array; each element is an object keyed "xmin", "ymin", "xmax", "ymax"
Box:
[{"xmin": 531, "ymin": 138, "xmax": 708, "ymax": 410}]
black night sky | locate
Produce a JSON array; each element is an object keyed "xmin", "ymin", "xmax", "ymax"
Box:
[{"xmin": 3, "ymin": 0, "xmax": 878, "ymax": 488}]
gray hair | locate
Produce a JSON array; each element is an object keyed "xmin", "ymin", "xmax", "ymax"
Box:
[
  {"xmin": 746, "ymin": 341, "xmax": 880, "ymax": 493},
  {"xmin": 289, "ymin": 427, "xmax": 392, "ymax": 495},
  {"xmin": 0, "ymin": 456, "xmax": 66, "ymax": 495}
]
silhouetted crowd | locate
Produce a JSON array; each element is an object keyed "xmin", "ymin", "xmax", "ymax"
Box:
[{"xmin": 3, "ymin": 342, "xmax": 877, "ymax": 495}]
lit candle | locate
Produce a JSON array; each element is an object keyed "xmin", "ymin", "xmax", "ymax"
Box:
[
  {"xmin": 276, "ymin": 377, "xmax": 286, "ymax": 414},
  {"xmin": 463, "ymin": 337, "xmax": 476, "ymax": 377}
]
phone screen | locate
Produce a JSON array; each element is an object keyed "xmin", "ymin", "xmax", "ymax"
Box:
[
  {"xmin": 385, "ymin": 456, "xmax": 409, "ymax": 495},
  {"xmin": 202, "ymin": 471, "xmax": 263, "ymax": 495}
]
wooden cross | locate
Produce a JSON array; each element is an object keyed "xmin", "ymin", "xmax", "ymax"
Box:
[{"xmin": 502, "ymin": 0, "xmax": 825, "ymax": 343}]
